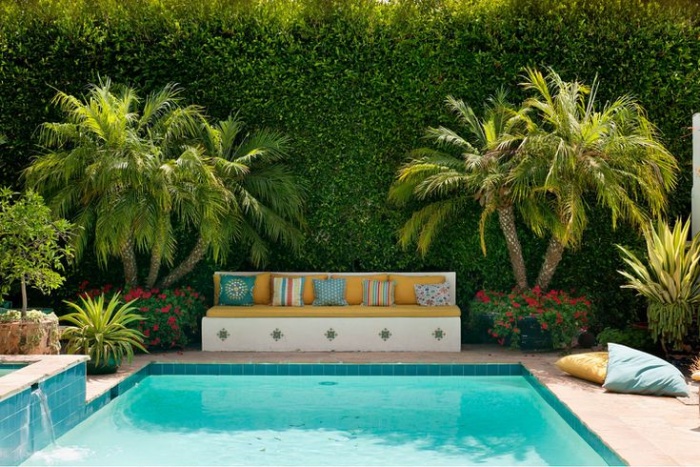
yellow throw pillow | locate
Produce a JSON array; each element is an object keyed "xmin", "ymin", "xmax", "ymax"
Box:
[
  {"xmin": 271, "ymin": 274, "xmax": 326, "ymax": 305},
  {"xmin": 331, "ymin": 274, "xmax": 388, "ymax": 305},
  {"xmin": 555, "ymin": 352, "xmax": 609, "ymax": 385},
  {"xmin": 389, "ymin": 274, "xmax": 446, "ymax": 305}
]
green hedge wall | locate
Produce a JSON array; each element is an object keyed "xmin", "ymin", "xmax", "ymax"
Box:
[{"xmin": 1, "ymin": 0, "xmax": 698, "ymax": 334}]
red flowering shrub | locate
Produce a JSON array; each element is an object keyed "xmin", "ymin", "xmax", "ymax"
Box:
[
  {"xmin": 77, "ymin": 282, "xmax": 206, "ymax": 350},
  {"xmin": 470, "ymin": 287, "xmax": 591, "ymax": 349}
]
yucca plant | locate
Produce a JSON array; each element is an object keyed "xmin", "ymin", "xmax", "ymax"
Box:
[
  {"xmin": 617, "ymin": 218, "xmax": 700, "ymax": 354},
  {"xmin": 61, "ymin": 292, "xmax": 147, "ymax": 373}
]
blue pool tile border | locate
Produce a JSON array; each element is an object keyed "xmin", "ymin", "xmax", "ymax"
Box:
[
  {"xmin": 147, "ymin": 362, "xmax": 524, "ymax": 377},
  {"xmin": 522, "ymin": 368, "xmax": 625, "ymax": 466}
]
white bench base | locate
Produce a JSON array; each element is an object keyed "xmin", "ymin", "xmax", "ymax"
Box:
[{"xmin": 202, "ymin": 317, "xmax": 461, "ymax": 352}]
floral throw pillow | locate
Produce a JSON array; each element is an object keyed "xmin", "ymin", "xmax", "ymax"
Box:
[
  {"xmin": 414, "ymin": 282, "xmax": 450, "ymax": 306},
  {"xmin": 313, "ymin": 278, "xmax": 348, "ymax": 306},
  {"xmin": 219, "ymin": 275, "xmax": 255, "ymax": 306}
]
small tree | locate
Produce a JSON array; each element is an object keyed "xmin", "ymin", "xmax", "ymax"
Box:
[{"xmin": 0, "ymin": 188, "xmax": 74, "ymax": 317}]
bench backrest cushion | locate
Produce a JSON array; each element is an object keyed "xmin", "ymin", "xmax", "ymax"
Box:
[
  {"xmin": 214, "ymin": 272, "xmax": 456, "ymax": 306},
  {"xmin": 331, "ymin": 274, "xmax": 388, "ymax": 305},
  {"xmin": 389, "ymin": 274, "xmax": 446, "ymax": 305}
]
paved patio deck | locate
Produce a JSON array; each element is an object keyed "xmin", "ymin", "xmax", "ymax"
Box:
[{"xmin": 86, "ymin": 345, "xmax": 700, "ymax": 466}]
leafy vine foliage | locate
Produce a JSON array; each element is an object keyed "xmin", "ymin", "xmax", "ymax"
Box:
[{"xmin": 1, "ymin": 0, "xmax": 698, "ymax": 331}]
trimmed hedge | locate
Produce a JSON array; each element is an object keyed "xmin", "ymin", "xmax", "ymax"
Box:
[{"xmin": 1, "ymin": 0, "xmax": 698, "ymax": 334}]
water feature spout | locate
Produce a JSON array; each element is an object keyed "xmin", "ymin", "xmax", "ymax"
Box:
[{"xmin": 30, "ymin": 386, "xmax": 55, "ymax": 450}]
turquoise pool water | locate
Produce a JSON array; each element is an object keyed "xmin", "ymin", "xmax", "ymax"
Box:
[
  {"xmin": 0, "ymin": 363, "xmax": 27, "ymax": 377},
  {"xmin": 23, "ymin": 372, "xmax": 613, "ymax": 466}
]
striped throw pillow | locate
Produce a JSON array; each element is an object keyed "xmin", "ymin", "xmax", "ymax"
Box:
[
  {"xmin": 362, "ymin": 279, "xmax": 395, "ymax": 307},
  {"xmin": 272, "ymin": 277, "xmax": 305, "ymax": 307}
]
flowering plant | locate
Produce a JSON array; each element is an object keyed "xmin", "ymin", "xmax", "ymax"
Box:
[
  {"xmin": 76, "ymin": 281, "xmax": 206, "ymax": 350},
  {"xmin": 470, "ymin": 287, "xmax": 591, "ymax": 349}
]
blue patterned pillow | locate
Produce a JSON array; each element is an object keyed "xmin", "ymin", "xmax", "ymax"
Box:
[
  {"xmin": 219, "ymin": 275, "xmax": 255, "ymax": 306},
  {"xmin": 312, "ymin": 278, "xmax": 348, "ymax": 306}
]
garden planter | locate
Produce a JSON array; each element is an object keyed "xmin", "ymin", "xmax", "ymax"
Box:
[
  {"xmin": 86, "ymin": 356, "xmax": 120, "ymax": 375},
  {"xmin": 518, "ymin": 317, "xmax": 553, "ymax": 351},
  {"xmin": 0, "ymin": 316, "xmax": 61, "ymax": 354}
]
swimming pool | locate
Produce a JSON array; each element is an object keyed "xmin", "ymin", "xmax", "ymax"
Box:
[
  {"xmin": 22, "ymin": 364, "xmax": 623, "ymax": 466},
  {"xmin": 0, "ymin": 363, "xmax": 27, "ymax": 377}
]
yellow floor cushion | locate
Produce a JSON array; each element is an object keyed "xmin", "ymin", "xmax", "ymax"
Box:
[
  {"xmin": 389, "ymin": 274, "xmax": 446, "ymax": 305},
  {"xmin": 555, "ymin": 352, "xmax": 609, "ymax": 385}
]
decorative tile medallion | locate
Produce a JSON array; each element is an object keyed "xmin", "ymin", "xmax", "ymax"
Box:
[
  {"xmin": 271, "ymin": 328, "xmax": 284, "ymax": 341},
  {"xmin": 432, "ymin": 328, "xmax": 445, "ymax": 341},
  {"xmin": 217, "ymin": 328, "xmax": 230, "ymax": 341},
  {"xmin": 379, "ymin": 328, "xmax": 392, "ymax": 341},
  {"xmin": 325, "ymin": 328, "xmax": 338, "ymax": 341}
]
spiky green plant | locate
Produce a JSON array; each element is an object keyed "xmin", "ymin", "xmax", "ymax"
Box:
[
  {"xmin": 61, "ymin": 292, "xmax": 147, "ymax": 369},
  {"xmin": 617, "ymin": 218, "xmax": 700, "ymax": 353}
]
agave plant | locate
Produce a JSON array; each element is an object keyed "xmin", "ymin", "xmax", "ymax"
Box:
[
  {"xmin": 61, "ymin": 293, "xmax": 147, "ymax": 372},
  {"xmin": 617, "ymin": 218, "xmax": 700, "ymax": 353}
]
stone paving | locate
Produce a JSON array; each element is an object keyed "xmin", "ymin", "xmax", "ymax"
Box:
[{"xmin": 84, "ymin": 345, "xmax": 700, "ymax": 466}]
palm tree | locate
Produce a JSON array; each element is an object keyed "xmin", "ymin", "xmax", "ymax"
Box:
[
  {"xmin": 26, "ymin": 80, "xmax": 305, "ymax": 289},
  {"xmin": 157, "ymin": 116, "xmax": 306, "ymax": 289},
  {"xmin": 25, "ymin": 78, "xmax": 204, "ymax": 287},
  {"xmin": 516, "ymin": 68, "xmax": 678, "ymax": 290},
  {"xmin": 389, "ymin": 92, "xmax": 532, "ymax": 290}
]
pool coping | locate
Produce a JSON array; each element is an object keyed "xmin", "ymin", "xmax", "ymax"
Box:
[
  {"xmin": 0, "ymin": 355, "xmax": 88, "ymax": 400},
  {"xmin": 5, "ymin": 346, "xmax": 698, "ymax": 465}
]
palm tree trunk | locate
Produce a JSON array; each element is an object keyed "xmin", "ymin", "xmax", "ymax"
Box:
[
  {"xmin": 535, "ymin": 237, "xmax": 565, "ymax": 291},
  {"xmin": 159, "ymin": 236, "xmax": 208, "ymax": 289},
  {"xmin": 121, "ymin": 239, "xmax": 139, "ymax": 287},
  {"xmin": 497, "ymin": 206, "xmax": 528, "ymax": 291},
  {"xmin": 146, "ymin": 245, "xmax": 163, "ymax": 290}
]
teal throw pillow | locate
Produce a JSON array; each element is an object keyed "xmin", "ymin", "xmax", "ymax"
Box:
[
  {"xmin": 219, "ymin": 275, "xmax": 255, "ymax": 306},
  {"xmin": 312, "ymin": 278, "xmax": 348, "ymax": 306},
  {"xmin": 603, "ymin": 343, "xmax": 689, "ymax": 397}
]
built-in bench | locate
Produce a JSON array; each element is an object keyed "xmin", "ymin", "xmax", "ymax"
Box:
[{"xmin": 201, "ymin": 272, "xmax": 461, "ymax": 352}]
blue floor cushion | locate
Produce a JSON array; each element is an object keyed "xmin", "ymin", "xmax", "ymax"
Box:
[{"xmin": 603, "ymin": 343, "xmax": 689, "ymax": 397}]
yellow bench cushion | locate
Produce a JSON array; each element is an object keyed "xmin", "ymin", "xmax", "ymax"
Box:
[{"xmin": 206, "ymin": 304, "xmax": 461, "ymax": 318}]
